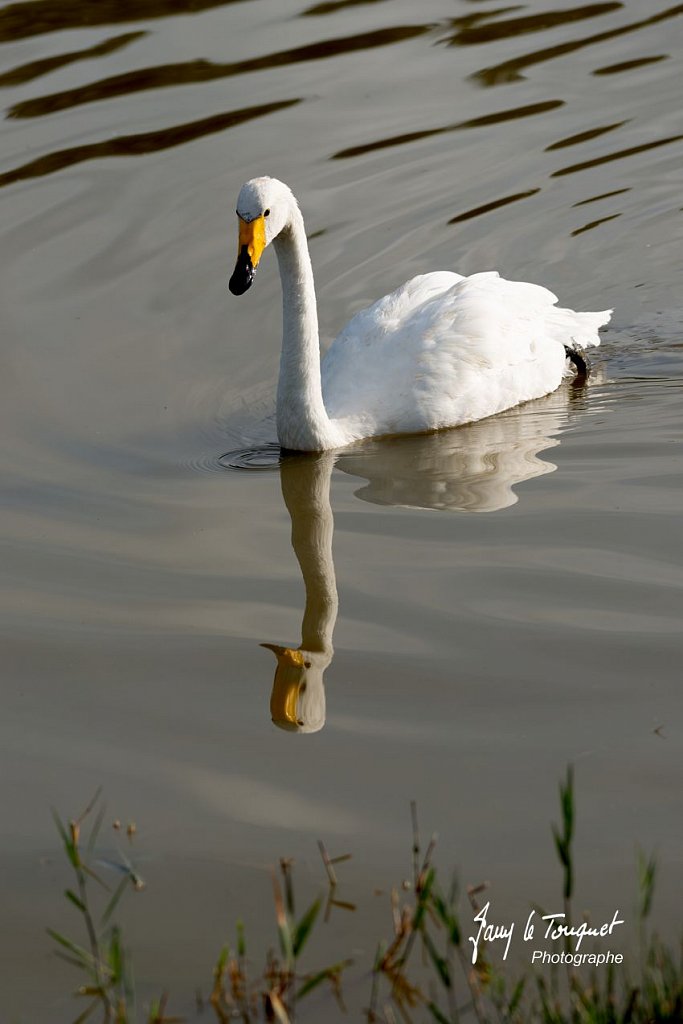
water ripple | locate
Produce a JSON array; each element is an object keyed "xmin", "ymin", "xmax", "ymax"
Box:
[
  {"xmin": 6, "ymin": 25, "xmax": 431, "ymax": 120},
  {"xmin": 447, "ymin": 3, "xmax": 622, "ymax": 47},
  {"xmin": 593, "ymin": 54, "xmax": 669, "ymax": 74},
  {"xmin": 0, "ymin": 0, "xmax": 243, "ymax": 43},
  {"xmin": 0, "ymin": 98, "xmax": 301, "ymax": 188},
  {"xmin": 303, "ymin": 0, "xmax": 392, "ymax": 15},
  {"xmin": 0, "ymin": 31, "xmax": 146, "ymax": 87},
  {"xmin": 572, "ymin": 187, "xmax": 631, "ymax": 206},
  {"xmin": 571, "ymin": 212, "xmax": 622, "ymax": 236},
  {"xmin": 551, "ymin": 132, "xmax": 683, "ymax": 177},
  {"xmin": 471, "ymin": 3, "xmax": 683, "ymax": 85},
  {"xmin": 448, "ymin": 188, "xmax": 540, "ymax": 224},
  {"xmin": 545, "ymin": 120, "xmax": 627, "ymax": 151},
  {"xmin": 332, "ymin": 99, "xmax": 564, "ymax": 160},
  {"xmin": 218, "ymin": 445, "xmax": 283, "ymax": 472}
]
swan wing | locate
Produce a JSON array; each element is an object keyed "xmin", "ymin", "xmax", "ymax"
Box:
[
  {"xmin": 322, "ymin": 271, "xmax": 611, "ymax": 439},
  {"xmin": 321, "ymin": 271, "xmax": 460, "ymax": 436}
]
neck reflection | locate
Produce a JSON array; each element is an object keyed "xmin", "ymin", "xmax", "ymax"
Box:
[{"xmin": 263, "ymin": 452, "xmax": 338, "ymax": 734}]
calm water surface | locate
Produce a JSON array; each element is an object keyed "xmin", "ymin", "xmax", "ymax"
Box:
[{"xmin": 1, "ymin": 0, "xmax": 682, "ymax": 1019}]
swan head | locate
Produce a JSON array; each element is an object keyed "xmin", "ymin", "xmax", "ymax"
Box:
[
  {"xmin": 262, "ymin": 643, "xmax": 328, "ymax": 734},
  {"xmin": 229, "ymin": 177, "xmax": 295, "ymax": 295}
]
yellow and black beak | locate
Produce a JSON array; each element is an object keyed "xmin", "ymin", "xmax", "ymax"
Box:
[{"xmin": 229, "ymin": 215, "xmax": 266, "ymax": 295}]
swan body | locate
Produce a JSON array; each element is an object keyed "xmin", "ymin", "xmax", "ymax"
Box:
[{"xmin": 229, "ymin": 177, "xmax": 611, "ymax": 452}]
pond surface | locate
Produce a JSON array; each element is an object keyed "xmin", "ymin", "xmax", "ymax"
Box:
[{"xmin": 1, "ymin": 0, "xmax": 682, "ymax": 1019}]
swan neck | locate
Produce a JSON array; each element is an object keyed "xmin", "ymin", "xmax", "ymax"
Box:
[{"xmin": 273, "ymin": 209, "xmax": 336, "ymax": 451}]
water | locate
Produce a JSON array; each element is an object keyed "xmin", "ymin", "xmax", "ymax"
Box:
[{"xmin": 1, "ymin": 0, "xmax": 682, "ymax": 1018}]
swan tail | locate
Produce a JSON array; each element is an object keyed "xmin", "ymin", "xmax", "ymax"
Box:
[{"xmin": 562, "ymin": 308, "xmax": 612, "ymax": 351}]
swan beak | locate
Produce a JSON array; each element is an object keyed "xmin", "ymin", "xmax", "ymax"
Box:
[
  {"xmin": 262, "ymin": 644, "xmax": 306, "ymax": 729},
  {"xmin": 229, "ymin": 215, "xmax": 266, "ymax": 295},
  {"xmin": 261, "ymin": 643, "xmax": 305, "ymax": 666}
]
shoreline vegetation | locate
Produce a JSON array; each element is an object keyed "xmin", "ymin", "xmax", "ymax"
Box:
[{"xmin": 48, "ymin": 770, "xmax": 682, "ymax": 1024}]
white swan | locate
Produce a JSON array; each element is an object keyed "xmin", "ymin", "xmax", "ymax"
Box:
[{"xmin": 229, "ymin": 177, "xmax": 611, "ymax": 452}]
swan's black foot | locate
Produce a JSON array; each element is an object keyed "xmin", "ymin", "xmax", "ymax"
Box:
[{"xmin": 564, "ymin": 344, "xmax": 590, "ymax": 380}]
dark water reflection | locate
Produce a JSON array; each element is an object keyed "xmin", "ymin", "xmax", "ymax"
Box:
[
  {"xmin": 593, "ymin": 53, "xmax": 668, "ymax": 74},
  {"xmin": 445, "ymin": 2, "xmax": 623, "ymax": 47},
  {"xmin": 545, "ymin": 121, "xmax": 626, "ymax": 151},
  {"xmin": 0, "ymin": 99, "xmax": 301, "ymax": 187},
  {"xmin": 6, "ymin": 25, "xmax": 430, "ymax": 120},
  {"xmin": 471, "ymin": 3, "xmax": 681, "ymax": 84},
  {"xmin": 1, "ymin": 0, "xmax": 683, "ymax": 1019},
  {"xmin": 0, "ymin": 0, "xmax": 246, "ymax": 42},
  {"xmin": 0, "ymin": 31, "xmax": 146, "ymax": 87},
  {"xmin": 303, "ymin": 0, "xmax": 394, "ymax": 15},
  {"xmin": 333, "ymin": 99, "xmax": 565, "ymax": 159},
  {"xmin": 551, "ymin": 132, "xmax": 683, "ymax": 176},
  {"xmin": 449, "ymin": 187, "xmax": 541, "ymax": 222},
  {"xmin": 572, "ymin": 187, "xmax": 630, "ymax": 206},
  {"xmin": 571, "ymin": 211, "xmax": 621, "ymax": 236}
]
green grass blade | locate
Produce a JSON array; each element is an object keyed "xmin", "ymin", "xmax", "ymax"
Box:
[
  {"xmin": 296, "ymin": 969, "xmax": 330, "ymax": 1001},
  {"xmin": 65, "ymin": 889, "xmax": 87, "ymax": 914},
  {"xmin": 54, "ymin": 950, "xmax": 93, "ymax": 972},
  {"xmin": 278, "ymin": 920, "xmax": 294, "ymax": 967},
  {"xmin": 272, "ymin": 871, "xmax": 294, "ymax": 967},
  {"xmin": 508, "ymin": 975, "xmax": 526, "ymax": 1016},
  {"xmin": 413, "ymin": 867, "xmax": 435, "ymax": 932},
  {"xmin": 296, "ymin": 958, "xmax": 352, "ymax": 1000},
  {"xmin": 83, "ymin": 862, "xmax": 110, "ymax": 891},
  {"xmin": 47, "ymin": 928, "xmax": 98, "ymax": 971},
  {"xmin": 637, "ymin": 848, "xmax": 657, "ymax": 921},
  {"xmin": 562, "ymin": 766, "xmax": 574, "ymax": 841},
  {"xmin": 293, "ymin": 896, "xmax": 321, "ymax": 957},
  {"xmin": 51, "ymin": 807, "xmax": 70, "ymax": 846},
  {"xmin": 107, "ymin": 925, "xmax": 123, "ymax": 982},
  {"xmin": 87, "ymin": 800, "xmax": 107, "ymax": 857},
  {"xmin": 236, "ymin": 918, "xmax": 246, "ymax": 958},
  {"xmin": 427, "ymin": 1001, "xmax": 451, "ymax": 1024},
  {"xmin": 423, "ymin": 931, "xmax": 451, "ymax": 990},
  {"xmin": 124, "ymin": 947, "xmax": 136, "ymax": 1013},
  {"xmin": 101, "ymin": 876, "xmax": 129, "ymax": 928},
  {"xmin": 52, "ymin": 808, "xmax": 79, "ymax": 868},
  {"xmin": 72, "ymin": 998, "xmax": 101, "ymax": 1024},
  {"xmin": 431, "ymin": 884, "xmax": 450, "ymax": 927},
  {"xmin": 214, "ymin": 943, "xmax": 229, "ymax": 973}
]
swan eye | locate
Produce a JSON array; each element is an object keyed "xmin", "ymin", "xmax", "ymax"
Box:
[{"xmin": 264, "ymin": 208, "xmax": 270, "ymax": 217}]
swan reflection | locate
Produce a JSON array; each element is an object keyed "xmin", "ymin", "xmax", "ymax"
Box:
[
  {"xmin": 339, "ymin": 383, "xmax": 589, "ymax": 513},
  {"xmin": 262, "ymin": 383, "xmax": 586, "ymax": 731},
  {"xmin": 263, "ymin": 452, "xmax": 338, "ymax": 734}
]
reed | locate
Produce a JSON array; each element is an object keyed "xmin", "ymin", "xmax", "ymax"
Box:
[{"xmin": 48, "ymin": 772, "xmax": 682, "ymax": 1023}]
